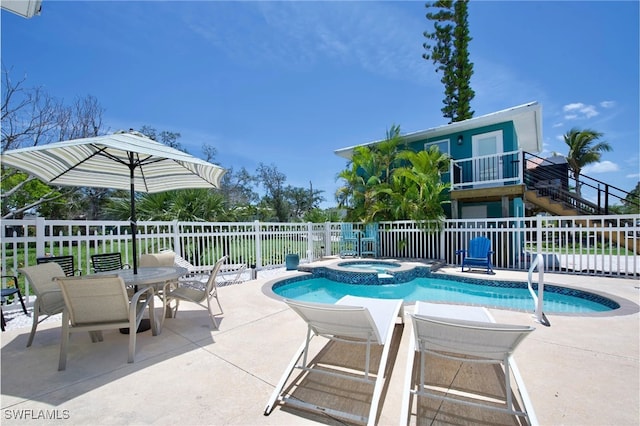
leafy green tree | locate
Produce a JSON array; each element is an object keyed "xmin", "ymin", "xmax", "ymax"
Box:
[
  {"xmin": 336, "ymin": 125, "xmax": 404, "ymax": 222},
  {"xmin": 394, "ymin": 147, "xmax": 451, "ymax": 223},
  {"xmin": 139, "ymin": 126, "xmax": 183, "ymax": 151},
  {"xmin": 563, "ymin": 128, "xmax": 612, "ymax": 196},
  {"xmin": 256, "ymin": 163, "xmax": 289, "ymax": 222},
  {"xmin": 1, "ymin": 67, "xmax": 107, "ymax": 219},
  {"xmin": 423, "ymin": 0, "xmax": 475, "ymax": 122},
  {"xmin": 286, "ymin": 186, "xmax": 324, "ymax": 221},
  {"xmin": 105, "ymin": 189, "xmax": 227, "ymax": 222},
  {"xmin": 336, "ymin": 126, "xmax": 450, "ymax": 223},
  {"xmin": 303, "ymin": 207, "xmax": 341, "ymax": 223},
  {"xmin": 619, "ymin": 182, "xmax": 640, "ymax": 214}
]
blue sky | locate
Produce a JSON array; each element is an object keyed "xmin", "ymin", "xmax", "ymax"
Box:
[{"xmin": 2, "ymin": 1, "xmax": 639, "ymax": 208}]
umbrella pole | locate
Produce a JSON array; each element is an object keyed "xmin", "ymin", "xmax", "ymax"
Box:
[{"xmin": 130, "ymin": 167, "xmax": 138, "ymax": 275}]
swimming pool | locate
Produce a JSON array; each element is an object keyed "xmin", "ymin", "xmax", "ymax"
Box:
[{"xmin": 270, "ymin": 263, "xmax": 620, "ymax": 314}]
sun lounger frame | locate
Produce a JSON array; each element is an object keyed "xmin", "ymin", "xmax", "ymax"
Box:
[
  {"xmin": 265, "ymin": 295, "xmax": 403, "ymax": 425},
  {"xmin": 400, "ymin": 302, "xmax": 538, "ymax": 425}
]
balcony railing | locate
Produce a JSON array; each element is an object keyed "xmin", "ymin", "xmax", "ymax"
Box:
[{"xmin": 450, "ymin": 149, "xmax": 523, "ymax": 190}]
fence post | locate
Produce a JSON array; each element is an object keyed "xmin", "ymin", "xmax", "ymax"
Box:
[
  {"xmin": 306, "ymin": 222, "xmax": 314, "ymax": 262},
  {"xmin": 325, "ymin": 222, "xmax": 332, "ymax": 257},
  {"xmin": 171, "ymin": 220, "xmax": 181, "ymax": 256},
  {"xmin": 536, "ymin": 215, "xmax": 543, "ymax": 259},
  {"xmin": 35, "ymin": 216, "xmax": 46, "ymax": 258},
  {"xmin": 254, "ymin": 220, "xmax": 262, "ymax": 269},
  {"xmin": 440, "ymin": 223, "xmax": 446, "ymax": 263}
]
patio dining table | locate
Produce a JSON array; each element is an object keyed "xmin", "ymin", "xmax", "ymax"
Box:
[
  {"xmin": 96, "ymin": 266, "xmax": 188, "ymax": 333},
  {"xmin": 103, "ymin": 266, "xmax": 188, "ymax": 290}
]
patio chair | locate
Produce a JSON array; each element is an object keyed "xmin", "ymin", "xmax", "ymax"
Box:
[
  {"xmin": 164, "ymin": 255, "xmax": 227, "ymax": 330},
  {"xmin": 91, "ymin": 252, "xmax": 130, "ymax": 273},
  {"xmin": 37, "ymin": 255, "xmax": 81, "ymax": 277},
  {"xmin": 55, "ymin": 274, "xmax": 158, "ymax": 371},
  {"xmin": 1, "ymin": 275, "xmax": 29, "ymax": 332},
  {"xmin": 400, "ymin": 302, "xmax": 537, "ymax": 425},
  {"xmin": 265, "ymin": 295, "xmax": 403, "ymax": 426},
  {"xmin": 339, "ymin": 222, "xmax": 360, "ymax": 257},
  {"xmin": 360, "ymin": 222, "xmax": 379, "ymax": 257},
  {"xmin": 140, "ymin": 251, "xmax": 179, "ymax": 313},
  {"xmin": 139, "ymin": 251, "xmax": 176, "ymax": 267},
  {"xmin": 18, "ymin": 263, "xmax": 67, "ymax": 347},
  {"xmin": 456, "ymin": 236, "xmax": 494, "ymax": 274}
]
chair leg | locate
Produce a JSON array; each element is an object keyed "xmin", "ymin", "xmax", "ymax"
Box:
[
  {"xmin": 128, "ymin": 325, "xmax": 137, "ymax": 363},
  {"xmin": 172, "ymin": 299, "xmax": 180, "ymax": 318},
  {"xmin": 26, "ymin": 302, "xmax": 41, "ymax": 347},
  {"xmin": 206, "ymin": 298, "xmax": 220, "ymax": 330},
  {"xmin": 58, "ymin": 311, "xmax": 70, "ymax": 371},
  {"xmin": 15, "ymin": 288, "xmax": 28, "ymax": 316}
]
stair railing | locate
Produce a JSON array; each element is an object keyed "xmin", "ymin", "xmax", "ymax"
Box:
[{"xmin": 524, "ymin": 151, "xmax": 639, "ymax": 215}]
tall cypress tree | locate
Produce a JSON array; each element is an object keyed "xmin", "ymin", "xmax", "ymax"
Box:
[{"xmin": 423, "ymin": 0, "xmax": 475, "ymax": 123}]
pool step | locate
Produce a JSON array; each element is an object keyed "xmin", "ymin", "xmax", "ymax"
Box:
[{"xmin": 378, "ymin": 273, "xmax": 394, "ymax": 280}]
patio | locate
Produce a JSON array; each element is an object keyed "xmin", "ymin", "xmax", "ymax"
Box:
[{"xmin": 1, "ymin": 259, "xmax": 639, "ymax": 425}]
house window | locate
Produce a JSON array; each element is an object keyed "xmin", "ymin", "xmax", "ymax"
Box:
[
  {"xmin": 424, "ymin": 139, "xmax": 449, "ymax": 156},
  {"xmin": 424, "ymin": 139, "xmax": 450, "ymax": 177}
]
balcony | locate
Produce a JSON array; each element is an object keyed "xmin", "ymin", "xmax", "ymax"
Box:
[{"xmin": 450, "ymin": 149, "xmax": 525, "ymax": 202}]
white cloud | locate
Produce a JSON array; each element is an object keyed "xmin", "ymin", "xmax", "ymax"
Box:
[
  {"xmin": 563, "ymin": 102, "xmax": 599, "ymax": 120},
  {"xmin": 582, "ymin": 160, "xmax": 619, "ymax": 174},
  {"xmin": 600, "ymin": 100, "xmax": 616, "ymax": 108},
  {"xmin": 627, "ymin": 172, "xmax": 640, "ymax": 179}
]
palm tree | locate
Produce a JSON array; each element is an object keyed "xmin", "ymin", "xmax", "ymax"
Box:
[
  {"xmin": 394, "ymin": 147, "xmax": 451, "ymax": 223},
  {"xmin": 563, "ymin": 128, "xmax": 612, "ymax": 196}
]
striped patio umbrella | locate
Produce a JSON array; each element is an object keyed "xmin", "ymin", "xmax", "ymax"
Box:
[{"xmin": 1, "ymin": 130, "xmax": 226, "ymax": 273}]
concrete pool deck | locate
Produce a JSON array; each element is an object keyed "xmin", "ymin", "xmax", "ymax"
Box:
[{"xmin": 1, "ymin": 258, "xmax": 639, "ymax": 425}]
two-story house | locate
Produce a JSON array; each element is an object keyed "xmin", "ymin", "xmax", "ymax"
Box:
[{"xmin": 335, "ymin": 102, "xmax": 542, "ymax": 219}]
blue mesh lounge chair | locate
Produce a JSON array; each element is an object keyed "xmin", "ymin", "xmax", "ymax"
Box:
[
  {"xmin": 339, "ymin": 223, "xmax": 360, "ymax": 257},
  {"xmin": 360, "ymin": 222, "xmax": 379, "ymax": 257},
  {"xmin": 456, "ymin": 236, "xmax": 494, "ymax": 274}
]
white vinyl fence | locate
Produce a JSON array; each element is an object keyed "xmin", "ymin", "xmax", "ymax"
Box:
[{"xmin": 2, "ymin": 215, "xmax": 638, "ymax": 299}]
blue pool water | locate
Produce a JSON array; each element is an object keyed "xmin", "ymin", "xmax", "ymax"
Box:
[
  {"xmin": 272, "ymin": 274, "xmax": 619, "ymax": 314},
  {"xmin": 337, "ymin": 261, "xmax": 401, "ymax": 274}
]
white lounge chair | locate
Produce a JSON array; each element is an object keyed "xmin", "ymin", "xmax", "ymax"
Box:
[
  {"xmin": 265, "ymin": 295, "xmax": 403, "ymax": 426},
  {"xmin": 169, "ymin": 250, "xmax": 246, "ymax": 285},
  {"xmin": 400, "ymin": 302, "xmax": 537, "ymax": 425}
]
